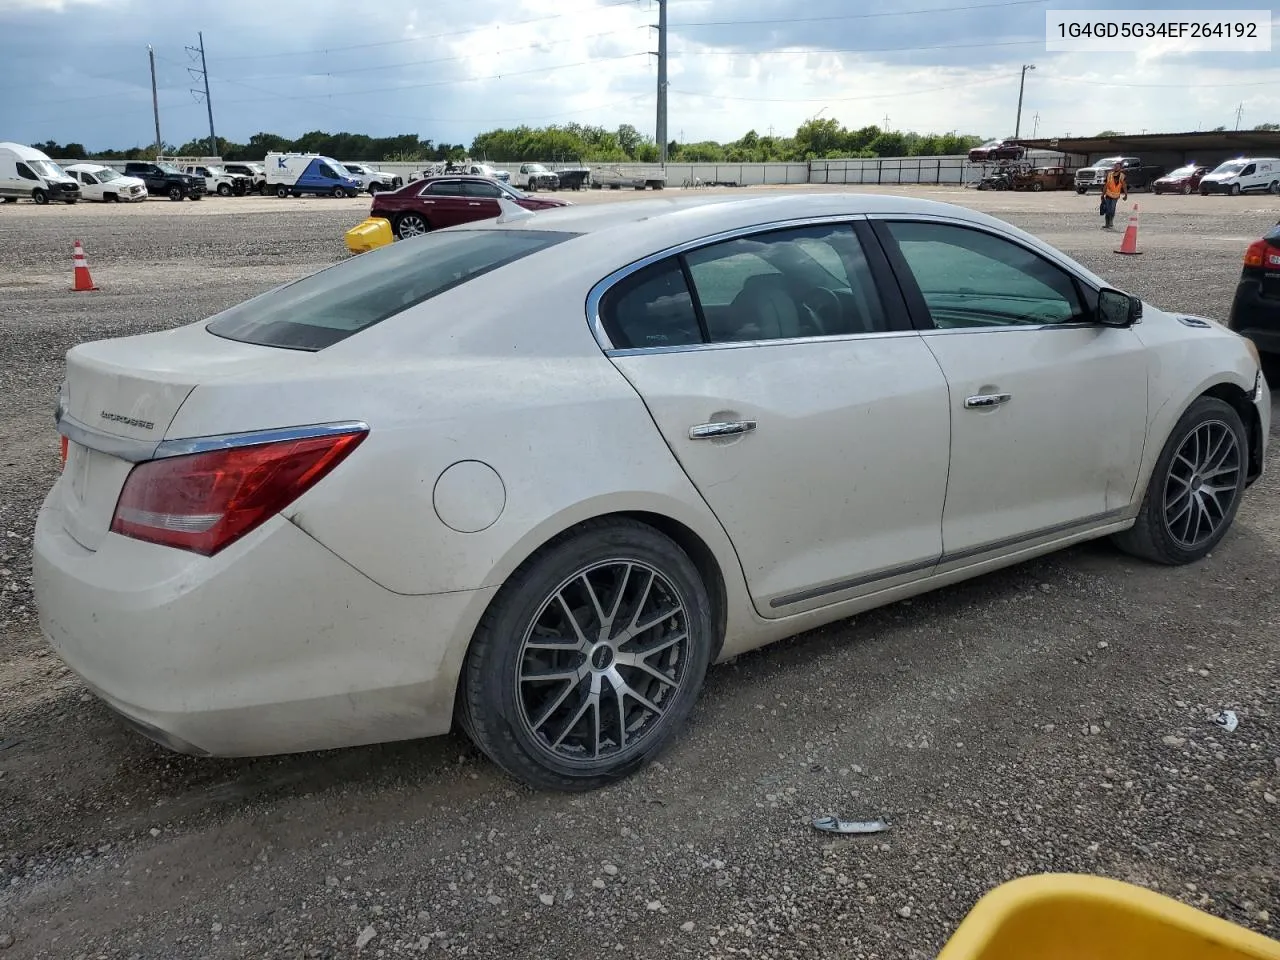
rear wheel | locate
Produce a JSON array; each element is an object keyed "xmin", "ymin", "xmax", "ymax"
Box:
[
  {"xmin": 457, "ymin": 519, "xmax": 714, "ymax": 791},
  {"xmin": 1112, "ymin": 396, "xmax": 1248, "ymax": 565},
  {"xmin": 394, "ymin": 212, "xmax": 429, "ymax": 238},
  {"xmin": 1270, "ymin": 181, "xmax": 1279, "ymax": 195}
]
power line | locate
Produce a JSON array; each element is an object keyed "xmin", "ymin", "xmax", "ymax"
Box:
[
  {"xmin": 671, "ymin": 0, "xmax": 1050, "ymax": 27},
  {"xmin": 679, "ymin": 38, "xmax": 1043, "ymax": 56},
  {"xmin": 672, "ymin": 73, "xmax": 1017, "ymax": 103}
]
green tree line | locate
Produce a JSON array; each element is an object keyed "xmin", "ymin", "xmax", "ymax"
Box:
[{"xmin": 30, "ymin": 118, "xmax": 989, "ymax": 165}]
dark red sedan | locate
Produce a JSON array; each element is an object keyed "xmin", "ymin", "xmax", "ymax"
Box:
[
  {"xmin": 967, "ymin": 139, "xmax": 1025, "ymax": 163},
  {"xmin": 1152, "ymin": 164, "xmax": 1210, "ymax": 194},
  {"xmin": 371, "ymin": 175, "xmax": 572, "ymax": 239}
]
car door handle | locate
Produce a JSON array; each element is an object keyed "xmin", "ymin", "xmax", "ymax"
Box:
[
  {"xmin": 468, "ymin": 202, "xmax": 481, "ymax": 206},
  {"xmin": 689, "ymin": 420, "xmax": 757, "ymax": 439},
  {"xmin": 964, "ymin": 393, "xmax": 1012, "ymax": 408}
]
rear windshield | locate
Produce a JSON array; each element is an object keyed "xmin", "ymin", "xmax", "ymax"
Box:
[{"xmin": 205, "ymin": 229, "xmax": 575, "ymax": 350}]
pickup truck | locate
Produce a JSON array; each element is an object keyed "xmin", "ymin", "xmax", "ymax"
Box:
[
  {"xmin": 122, "ymin": 161, "xmax": 206, "ymax": 201},
  {"xmin": 1073, "ymin": 156, "xmax": 1166, "ymax": 194},
  {"xmin": 182, "ymin": 163, "xmax": 250, "ymax": 196}
]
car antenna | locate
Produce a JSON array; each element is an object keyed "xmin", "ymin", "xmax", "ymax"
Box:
[{"xmin": 496, "ymin": 197, "xmax": 535, "ymax": 224}]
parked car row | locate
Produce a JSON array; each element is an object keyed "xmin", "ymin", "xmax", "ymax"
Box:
[{"xmin": 1077, "ymin": 156, "xmax": 1280, "ymax": 196}]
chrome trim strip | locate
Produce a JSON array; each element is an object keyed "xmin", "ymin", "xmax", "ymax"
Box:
[
  {"xmin": 585, "ymin": 213, "xmax": 873, "ymax": 351},
  {"xmin": 768, "ymin": 508, "xmax": 1130, "ymax": 609},
  {"xmin": 604, "ymin": 328, "xmax": 920, "ymax": 358},
  {"xmin": 56, "ymin": 412, "xmax": 160, "ymax": 463},
  {"xmin": 154, "ymin": 421, "xmax": 371, "ymax": 459}
]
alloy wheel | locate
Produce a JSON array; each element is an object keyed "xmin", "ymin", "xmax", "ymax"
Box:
[
  {"xmin": 397, "ymin": 214, "xmax": 428, "ymax": 238},
  {"xmin": 515, "ymin": 559, "xmax": 691, "ymax": 766},
  {"xmin": 1163, "ymin": 419, "xmax": 1241, "ymax": 549}
]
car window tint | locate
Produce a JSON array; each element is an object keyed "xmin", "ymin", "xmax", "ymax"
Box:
[
  {"xmin": 426, "ymin": 181, "xmax": 463, "ymax": 196},
  {"xmin": 883, "ymin": 221, "xmax": 1085, "ymax": 328},
  {"xmin": 206, "ymin": 229, "xmax": 576, "ymax": 351},
  {"xmin": 16, "ymin": 163, "xmax": 37, "ymax": 181},
  {"xmin": 599, "ymin": 258, "xmax": 702, "ymax": 350},
  {"xmin": 463, "ymin": 181, "xmax": 502, "ymax": 198},
  {"xmin": 683, "ymin": 224, "xmax": 889, "ymax": 341}
]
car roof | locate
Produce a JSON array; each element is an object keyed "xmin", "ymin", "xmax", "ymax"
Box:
[{"xmin": 472, "ymin": 191, "xmax": 1011, "ymax": 236}]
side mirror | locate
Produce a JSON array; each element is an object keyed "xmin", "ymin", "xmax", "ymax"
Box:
[{"xmin": 1097, "ymin": 288, "xmax": 1141, "ymax": 327}]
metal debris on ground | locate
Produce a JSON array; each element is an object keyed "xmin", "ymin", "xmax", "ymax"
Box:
[
  {"xmin": 1212, "ymin": 710, "xmax": 1239, "ymax": 733},
  {"xmin": 811, "ymin": 816, "xmax": 890, "ymax": 834}
]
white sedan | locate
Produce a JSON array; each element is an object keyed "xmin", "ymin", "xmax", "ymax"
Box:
[
  {"xmin": 63, "ymin": 163, "xmax": 148, "ymax": 202},
  {"xmin": 33, "ymin": 193, "xmax": 1269, "ymax": 791}
]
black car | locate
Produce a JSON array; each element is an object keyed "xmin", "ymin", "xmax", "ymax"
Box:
[
  {"xmin": 122, "ymin": 161, "xmax": 206, "ymax": 201},
  {"xmin": 1227, "ymin": 220, "xmax": 1280, "ymax": 353}
]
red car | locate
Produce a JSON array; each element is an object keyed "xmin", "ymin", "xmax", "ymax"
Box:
[
  {"xmin": 967, "ymin": 139, "xmax": 1025, "ymax": 163},
  {"xmin": 371, "ymin": 175, "xmax": 571, "ymax": 240},
  {"xmin": 1152, "ymin": 164, "xmax": 1210, "ymax": 194}
]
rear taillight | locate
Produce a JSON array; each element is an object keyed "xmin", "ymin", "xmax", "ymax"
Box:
[
  {"xmin": 1245, "ymin": 239, "xmax": 1280, "ymax": 268},
  {"xmin": 60, "ymin": 435, "xmax": 68, "ymax": 470},
  {"xmin": 110, "ymin": 429, "xmax": 366, "ymax": 556}
]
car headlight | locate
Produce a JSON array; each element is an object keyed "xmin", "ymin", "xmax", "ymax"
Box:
[{"xmin": 1244, "ymin": 336, "xmax": 1261, "ymax": 371}]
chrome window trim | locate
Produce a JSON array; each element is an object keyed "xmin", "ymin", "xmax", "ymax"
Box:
[
  {"xmin": 585, "ymin": 211, "xmax": 1121, "ymax": 356},
  {"xmin": 585, "ymin": 213, "xmax": 878, "ymax": 353}
]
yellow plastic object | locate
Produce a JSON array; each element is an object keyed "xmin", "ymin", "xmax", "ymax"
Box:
[
  {"xmin": 938, "ymin": 874, "xmax": 1280, "ymax": 960},
  {"xmin": 344, "ymin": 217, "xmax": 393, "ymax": 254}
]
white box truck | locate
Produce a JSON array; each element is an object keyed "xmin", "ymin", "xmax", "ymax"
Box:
[{"xmin": 264, "ymin": 152, "xmax": 363, "ymax": 198}]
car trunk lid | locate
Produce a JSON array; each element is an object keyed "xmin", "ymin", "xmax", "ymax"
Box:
[{"xmin": 56, "ymin": 323, "xmax": 304, "ymax": 551}]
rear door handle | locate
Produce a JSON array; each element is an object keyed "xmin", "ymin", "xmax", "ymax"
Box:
[
  {"xmin": 964, "ymin": 393, "xmax": 1012, "ymax": 408},
  {"xmin": 468, "ymin": 202, "xmax": 481, "ymax": 206},
  {"xmin": 690, "ymin": 420, "xmax": 757, "ymax": 439}
]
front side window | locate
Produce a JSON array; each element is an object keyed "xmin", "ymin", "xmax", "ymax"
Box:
[
  {"xmin": 316, "ymin": 164, "xmax": 338, "ymax": 180},
  {"xmin": 882, "ymin": 221, "xmax": 1087, "ymax": 328},
  {"xmin": 16, "ymin": 162, "xmax": 37, "ymax": 181},
  {"xmin": 206, "ymin": 229, "xmax": 576, "ymax": 350}
]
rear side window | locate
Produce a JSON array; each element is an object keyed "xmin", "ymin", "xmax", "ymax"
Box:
[{"xmin": 206, "ymin": 229, "xmax": 576, "ymax": 350}]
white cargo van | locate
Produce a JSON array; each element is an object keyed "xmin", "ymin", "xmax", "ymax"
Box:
[
  {"xmin": 1200, "ymin": 157, "xmax": 1280, "ymax": 195},
  {"xmin": 0, "ymin": 142, "xmax": 81, "ymax": 204},
  {"xmin": 264, "ymin": 152, "xmax": 363, "ymax": 198}
]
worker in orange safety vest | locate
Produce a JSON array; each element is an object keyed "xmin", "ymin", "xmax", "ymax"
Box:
[{"xmin": 1100, "ymin": 161, "xmax": 1128, "ymax": 229}]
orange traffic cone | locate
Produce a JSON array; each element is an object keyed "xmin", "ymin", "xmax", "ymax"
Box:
[
  {"xmin": 1114, "ymin": 203, "xmax": 1142, "ymax": 255},
  {"xmin": 71, "ymin": 240, "xmax": 98, "ymax": 291}
]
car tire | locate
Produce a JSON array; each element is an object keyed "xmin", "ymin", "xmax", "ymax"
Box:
[
  {"xmin": 275, "ymin": 185, "xmax": 288, "ymax": 198},
  {"xmin": 1270, "ymin": 181, "xmax": 1279, "ymax": 195},
  {"xmin": 1076, "ymin": 187, "xmax": 1086, "ymax": 195},
  {"xmin": 394, "ymin": 212, "xmax": 429, "ymax": 239},
  {"xmin": 168, "ymin": 186, "xmax": 183, "ymax": 201},
  {"xmin": 218, "ymin": 183, "xmax": 232, "ymax": 197},
  {"xmin": 64, "ymin": 198, "xmax": 77, "ymax": 205},
  {"xmin": 1111, "ymin": 396, "xmax": 1249, "ymax": 566},
  {"xmin": 331, "ymin": 185, "xmax": 345, "ymax": 198},
  {"xmin": 457, "ymin": 518, "xmax": 714, "ymax": 792},
  {"xmin": 1182, "ymin": 184, "xmax": 1191, "ymax": 195},
  {"xmin": 1231, "ymin": 183, "xmax": 1241, "ymax": 196},
  {"xmin": 32, "ymin": 189, "xmax": 47, "ymax": 205}
]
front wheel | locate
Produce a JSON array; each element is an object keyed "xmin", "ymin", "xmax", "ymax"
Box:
[
  {"xmin": 32, "ymin": 188, "xmax": 48, "ymax": 205},
  {"xmin": 168, "ymin": 186, "xmax": 183, "ymax": 201},
  {"xmin": 218, "ymin": 183, "xmax": 232, "ymax": 197},
  {"xmin": 276, "ymin": 184, "xmax": 289, "ymax": 198},
  {"xmin": 1181, "ymin": 184, "xmax": 1191, "ymax": 195},
  {"xmin": 1076, "ymin": 187, "xmax": 1087, "ymax": 195},
  {"xmin": 1231, "ymin": 183, "xmax": 1241, "ymax": 196},
  {"xmin": 1112, "ymin": 396, "xmax": 1249, "ymax": 565},
  {"xmin": 457, "ymin": 518, "xmax": 714, "ymax": 791}
]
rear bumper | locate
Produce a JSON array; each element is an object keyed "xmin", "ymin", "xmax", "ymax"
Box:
[
  {"xmin": 1227, "ymin": 280, "xmax": 1280, "ymax": 353},
  {"xmin": 33, "ymin": 486, "xmax": 496, "ymax": 757}
]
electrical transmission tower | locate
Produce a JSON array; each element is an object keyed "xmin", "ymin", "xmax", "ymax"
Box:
[{"xmin": 186, "ymin": 32, "xmax": 218, "ymax": 157}]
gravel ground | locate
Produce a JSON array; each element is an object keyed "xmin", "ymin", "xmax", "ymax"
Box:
[{"xmin": 1, "ymin": 185, "xmax": 1279, "ymax": 959}]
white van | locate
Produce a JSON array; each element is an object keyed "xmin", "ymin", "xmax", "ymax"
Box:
[
  {"xmin": 0, "ymin": 142, "xmax": 81, "ymax": 204},
  {"xmin": 64, "ymin": 163, "xmax": 148, "ymax": 202},
  {"xmin": 264, "ymin": 152, "xmax": 363, "ymax": 198},
  {"xmin": 1199, "ymin": 157, "xmax": 1280, "ymax": 196}
]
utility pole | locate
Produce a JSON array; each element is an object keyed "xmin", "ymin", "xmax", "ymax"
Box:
[
  {"xmin": 655, "ymin": 0, "xmax": 668, "ymax": 165},
  {"xmin": 1235, "ymin": 102, "xmax": 1244, "ymax": 130},
  {"xmin": 148, "ymin": 45, "xmax": 162, "ymax": 158},
  {"xmin": 187, "ymin": 32, "xmax": 217, "ymax": 157},
  {"xmin": 1031, "ymin": 112, "xmax": 1040, "ymax": 137},
  {"xmin": 1014, "ymin": 63, "xmax": 1035, "ymax": 137},
  {"xmin": 882, "ymin": 114, "xmax": 890, "ymax": 129}
]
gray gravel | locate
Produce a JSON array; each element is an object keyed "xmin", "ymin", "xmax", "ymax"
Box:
[{"xmin": 1, "ymin": 187, "xmax": 1278, "ymax": 959}]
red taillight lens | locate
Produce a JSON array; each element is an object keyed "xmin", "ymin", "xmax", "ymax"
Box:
[
  {"xmin": 109, "ymin": 429, "xmax": 366, "ymax": 556},
  {"xmin": 1245, "ymin": 240, "xmax": 1267, "ymax": 267},
  {"xmin": 60, "ymin": 435, "xmax": 69, "ymax": 470}
]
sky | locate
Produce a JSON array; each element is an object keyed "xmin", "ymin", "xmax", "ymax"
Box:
[{"xmin": 1, "ymin": 0, "xmax": 1278, "ymax": 151}]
